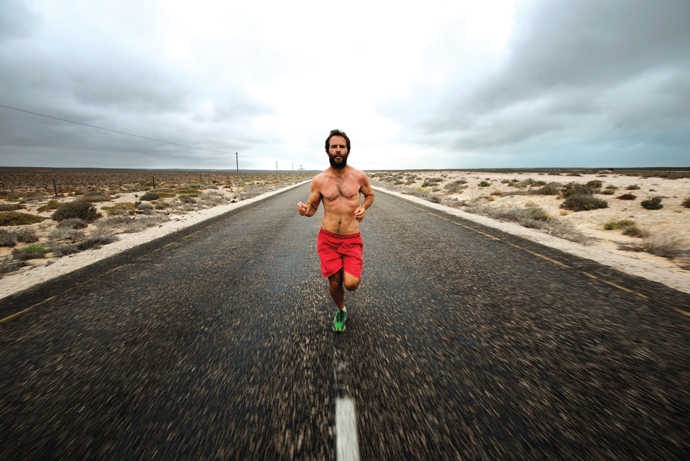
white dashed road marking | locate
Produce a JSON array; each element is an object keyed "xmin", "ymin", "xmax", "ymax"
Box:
[{"xmin": 336, "ymin": 397, "xmax": 360, "ymax": 461}]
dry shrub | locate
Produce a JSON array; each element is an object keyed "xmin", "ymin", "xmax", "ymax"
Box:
[
  {"xmin": 57, "ymin": 218, "xmax": 87, "ymax": 229},
  {"xmin": 51, "ymin": 200, "xmax": 101, "ymax": 223},
  {"xmin": 49, "ymin": 228, "xmax": 85, "ymax": 242},
  {"xmin": 0, "ymin": 212, "xmax": 45, "ymax": 226},
  {"xmin": 52, "ymin": 232, "xmax": 118, "ymax": 257},
  {"xmin": 198, "ymin": 191, "xmax": 225, "ymax": 205},
  {"xmin": 0, "ymin": 229, "xmax": 16, "ymax": 247},
  {"xmin": 464, "ymin": 203, "xmax": 590, "ymax": 244},
  {"xmin": 629, "ymin": 232, "xmax": 688, "ymax": 259},
  {"xmin": 682, "ymin": 196, "xmax": 690, "ymax": 208},
  {"xmin": 121, "ymin": 215, "xmax": 170, "ymax": 233},
  {"xmin": 561, "ymin": 194, "xmax": 608, "ymax": 211},
  {"xmin": 14, "ymin": 228, "xmax": 38, "ymax": 243},
  {"xmin": 616, "ymin": 194, "xmax": 637, "ymax": 200},
  {"xmin": 530, "ymin": 182, "xmax": 562, "ymax": 195}
]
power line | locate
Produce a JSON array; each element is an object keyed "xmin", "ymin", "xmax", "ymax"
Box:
[{"xmin": 0, "ymin": 103, "xmax": 246, "ymax": 156}]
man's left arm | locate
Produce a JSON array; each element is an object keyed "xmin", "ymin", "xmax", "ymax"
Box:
[{"xmin": 354, "ymin": 173, "xmax": 375, "ymax": 222}]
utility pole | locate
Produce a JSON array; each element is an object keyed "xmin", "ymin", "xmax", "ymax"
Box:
[
  {"xmin": 276, "ymin": 161, "xmax": 278, "ymax": 176},
  {"xmin": 235, "ymin": 152, "xmax": 239, "ymax": 176}
]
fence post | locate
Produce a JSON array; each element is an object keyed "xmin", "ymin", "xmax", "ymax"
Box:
[{"xmin": 53, "ymin": 179, "xmax": 58, "ymax": 197}]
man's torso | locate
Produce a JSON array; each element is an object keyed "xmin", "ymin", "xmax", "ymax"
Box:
[{"xmin": 318, "ymin": 168, "xmax": 363, "ymax": 235}]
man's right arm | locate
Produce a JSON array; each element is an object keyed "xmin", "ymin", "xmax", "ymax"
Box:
[{"xmin": 297, "ymin": 177, "xmax": 322, "ymax": 217}]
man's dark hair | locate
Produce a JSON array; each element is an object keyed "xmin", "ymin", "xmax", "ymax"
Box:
[{"xmin": 325, "ymin": 129, "xmax": 351, "ymax": 153}]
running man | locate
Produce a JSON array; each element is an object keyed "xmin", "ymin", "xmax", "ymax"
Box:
[{"xmin": 297, "ymin": 129, "xmax": 375, "ymax": 331}]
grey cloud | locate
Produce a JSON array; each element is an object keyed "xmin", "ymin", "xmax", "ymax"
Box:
[
  {"xmin": 0, "ymin": 0, "xmax": 40, "ymax": 42},
  {"xmin": 391, "ymin": 0, "xmax": 690, "ymax": 166}
]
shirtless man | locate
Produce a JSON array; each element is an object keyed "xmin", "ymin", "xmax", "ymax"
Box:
[{"xmin": 297, "ymin": 129, "xmax": 375, "ymax": 331}]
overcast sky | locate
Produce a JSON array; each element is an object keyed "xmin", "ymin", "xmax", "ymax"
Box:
[{"xmin": 1, "ymin": 0, "xmax": 688, "ymax": 170}]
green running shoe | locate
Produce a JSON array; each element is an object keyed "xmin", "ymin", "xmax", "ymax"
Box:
[{"xmin": 332, "ymin": 309, "xmax": 347, "ymax": 332}]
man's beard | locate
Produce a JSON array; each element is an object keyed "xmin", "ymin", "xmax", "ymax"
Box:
[{"xmin": 329, "ymin": 153, "xmax": 348, "ymax": 170}]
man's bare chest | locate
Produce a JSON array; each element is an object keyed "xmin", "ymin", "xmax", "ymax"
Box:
[{"xmin": 322, "ymin": 177, "xmax": 360, "ymax": 202}]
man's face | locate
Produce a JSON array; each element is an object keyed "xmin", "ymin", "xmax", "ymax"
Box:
[{"xmin": 328, "ymin": 135, "xmax": 349, "ymax": 170}]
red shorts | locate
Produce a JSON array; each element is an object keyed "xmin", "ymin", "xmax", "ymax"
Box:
[{"xmin": 317, "ymin": 228, "xmax": 364, "ymax": 279}]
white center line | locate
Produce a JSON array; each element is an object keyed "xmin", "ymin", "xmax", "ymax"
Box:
[{"xmin": 336, "ymin": 397, "xmax": 360, "ymax": 461}]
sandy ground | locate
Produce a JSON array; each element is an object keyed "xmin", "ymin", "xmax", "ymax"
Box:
[{"xmin": 2, "ymin": 171, "xmax": 689, "ymax": 300}]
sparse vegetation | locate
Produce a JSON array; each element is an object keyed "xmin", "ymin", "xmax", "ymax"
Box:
[
  {"xmin": 140, "ymin": 191, "xmax": 160, "ymax": 201},
  {"xmin": 561, "ymin": 194, "xmax": 608, "ymax": 211},
  {"xmin": 628, "ymin": 232, "xmax": 688, "ymax": 259},
  {"xmin": 37, "ymin": 200, "xmax": 61, "ymax": 212},
  {"xmin": 0, "ymin": 204, "xmax": 25, "ymax": 211},
  {"xmin": 627, "ymin": 184, "xmax": 641, "ymax": 190},
  {"xmin": 683, "ymin": 197, "xmax": 690, "ymax": 208},
  {"xmin": 101, "ymin": 202, "xmax": 136, "ymax": 215},
  {"xmin": 13, "ymin": 243, "xmax": 47, "ymax": 260},
  {"xmin": 641, "ymin": 197, "xmax": 663, "ymax": 210},
  {"xmin": 57, "ymin": 218, "xmax": 88, "ymax": 229},
  {"xmin": 51, "ymin": 200, "xmax": 102, "ymax": 222},
  {"xmin": 616, "ymin": 194, "xmax": 637, "ymax": 200},
  {"xmin": 0, "ymin": 212, "xmax": 45, "ymax": 226},
  {"xmin": 604, "ymin": 219, "xmax": 643, "ymax": 237},
  {"xmin": 478, "ymin": 181, "xmax": 491, "ymax": 187},
  {"xmin": 52, "ymin": 232, "xmax": 118, "ymax": 257},
  {"xmin": 0, "ymin": 229, "xmax": 16, "ymax": 247}
]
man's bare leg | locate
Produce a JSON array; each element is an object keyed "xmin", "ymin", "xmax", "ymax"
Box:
[
  {"xmin": 329, "ymin": 269, "xmax": 361, "ymax": 310},
  {"xmin": 328, "ymin": 270, "xmax": 345, "ymax": 310}
]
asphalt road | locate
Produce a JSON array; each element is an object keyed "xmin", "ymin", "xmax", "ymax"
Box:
[{"xmin": 1, "ymin": 183, "xmax": 690, "ymax": 460}]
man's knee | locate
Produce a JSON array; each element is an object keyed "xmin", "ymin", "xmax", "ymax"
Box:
[{"xmin": 344, "ymin": 278, "xmax": 360, "ymax": 291}]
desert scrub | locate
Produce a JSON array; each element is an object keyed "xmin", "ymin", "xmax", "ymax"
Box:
[
  {"xmin": 80, "ymin": 194, "xmax": 113, "ymax": 203},
  {"xmin": 175, "ymin": 189, "xmax": 201, "ymax": 195},
  {"xmin": 52, "ymin": 231, "xmax": 118, "ymax": 257},
  {"xmin": 562, "ymin": 182, "xmax": 599, "ymax": 197},
  {"xmin": 140, "ymin": 191, "xmax": 160, "ymax": 201},
  {"xmin": 478, "ymin": 181, "xmax": 491, "ymax": 187},
  {"xmin": 154, "ymin": 200, "xmax": 170, "ymax": 210},
  {"xmin": 121, "ymin": 215, "xmax": 170, "ymax": 233},
  {"xmin": 525, "ymin": 202, "xmax": 550, "ymax": 221},
  {"xmin": 101, "ymin": 202, "xmax": 136, "ymax": 216},
  {"xmin": 0, "ymin": 212, "xmax": 45, "ymax": 226},
  {"xmin": 530, "ymin": 182, "xmax": 562, "ymax": 195},
  {"xmin": 37, "ymin": 200, "xmax": 61, "ymax": 212},
  {"xmin": 561, "ymin": 194, "xmax": 608, "ymax": 211},
  {"xmin": 641, "ymin": 197, "xmax": 663, "ymax": 210},
  {"xmin": 464, "ymin": 203, "xmax": 589, "ymax": 243},
  {"xmin": 629, "ymin": 232, "xmax": 688, "ymax": 259},
  {"xmin": 683, "ymin": 197, "xmax": 690, "ymax": 208},
  {"xmin": 0, "ymin": 203, "xmax": 26, "ymax": 211},
  {"xmin": 198, "ymin": 191, "xmax": 225, "ymax": 205},
  {"xmin": 137, "ymin": 202, "xmax": 154, "ymax": 211},
  {"xmin": 604, "ymin": 219, "xmax": 636, "ymax": 230},
  {"xmin": 51, "ymin": 200, "xmax": 102, "ymax": 223},
  {"xmin": 616, "ymin": 193, "xmax": 637, "ymax": 200},
  {"xmin": 14, "ymin": 228, "xmax": 39, "ymax": 243},
  {"xmin": 0, "ymin": 229, "xmax": 17, "ymax": 247},
  {"xmin": 627, "ymin": 184, "xmax": 641, "ymax": 190},
  {"xmin": 604, "ymin": 219, "xmax": 643, "ymax": 237},
  {"xmin": 13, "ymin": 243, "xmax": 47, "ymax": 261},
  {"xmin": 49, "ymin": 228, "xmax": 85, "ymax": 242},
  {"xmin": 57, "ymin": 218, "xmax": 87, "ymax": 229},
  {"xmin": 178, "ymin": 194, "xmax": 196, "ymax": 204}
]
